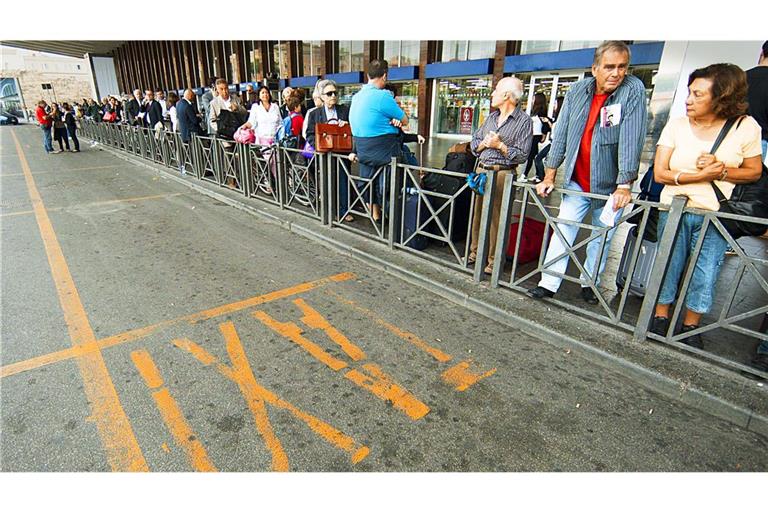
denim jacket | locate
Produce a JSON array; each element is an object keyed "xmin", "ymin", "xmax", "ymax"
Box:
[{"xmin": 545, "ymin": 74, "xmax": 647, "ymax": 195}]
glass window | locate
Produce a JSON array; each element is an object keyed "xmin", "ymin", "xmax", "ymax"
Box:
[
  {"xmin": 249, "ymin": 45, "xmax": 263, "ymax": 81},
  {"xmin": 351, "ymin": 41, "xmax": 365, "ymax": 72},
  {"xmin": 558, "ymin": 40, "xmax": 603, "ymax": 51},
  {"xmin": 433, "ymin": 76, "xmax": 492, "ymax": 135},
  {"xmin": 520, "ymin": 41, "xmax": 560, "ymax": 55},
  {"xmin": 392, "ymin": 81, "xmax": 419, "ymax": 133},
  {"xmin": 338, "ymin": 41, "xmax": 351, "ymax": 73},
  {"xmin": 301, "ymin": 40, "xmax": 322, "ymax": 76},
  {"xmin": 273, "ymin": 41, "xmax": 289, "ymax": 78},
  {"xmin": 467, "ymin": 41, "xmax": 495, "ymax": 60},
  {"xmin": 384, "ymin": 41, "xmax": 400, "ymax": 67},
  {"xmin": 400, "ymin": 41, "xmax": 420, "ymax": 66},
  {"xmin": 629, "ymin": 65, "xmax": 659, "ymax": 107},
  {"xmin": 441, "ymin": 40, "xmax": 468, "ymax": 62},
  {"xmin": 338, "ymin": 84, "xmax": 362, "ymax": 106}
]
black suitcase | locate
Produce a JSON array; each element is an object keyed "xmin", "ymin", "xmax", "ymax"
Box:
[
  {"xmin": 421, "ymin": 173, "xmax": 472, "ymax": 243},
  {"xmin": 616, "ymin": 226, "xmax": 658, "ymax": 297}
]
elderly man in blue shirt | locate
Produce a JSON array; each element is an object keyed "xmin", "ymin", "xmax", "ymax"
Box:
[{"xmin": 349, "ymin": 59, "xmax": 410, "ymax": 221}]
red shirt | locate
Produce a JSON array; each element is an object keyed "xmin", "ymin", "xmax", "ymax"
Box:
[
  {"xmin": 36, "ymin": 106, "xmax": 52, "ymax": 127},
  {"xmin": 573, "ymin": 93, "xmax": 609, "ymax": 193}
]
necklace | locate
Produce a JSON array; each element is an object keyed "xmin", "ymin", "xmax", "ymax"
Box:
[{"xmin": 691, "ymin": 117, "xmax": 719, "ymax": 129}]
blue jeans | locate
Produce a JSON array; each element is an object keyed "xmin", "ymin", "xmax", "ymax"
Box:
[
  {"xmin": 657, "ymin": 211, "xmax": 729, "ymax": 314},
  {"xmin": 41, "ymin": 125, "xmax": 53, "ymax": 152},
  {"xmin": 358, "ymin": 162, "xmax": 388, "ymax": 208},
  {"xmin": 538, "ymin": 180, "xmax": 618, "ymax": 292},
  {"xmin": 761, "ymin": 139, "xmax": 767, "ymax": 162}
]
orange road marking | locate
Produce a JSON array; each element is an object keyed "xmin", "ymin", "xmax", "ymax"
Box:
[
  {"xmin": 172, "ymin": 326, "xmax": 369, "ymax": 466},
  {"xmin": 0, "ymin": 192, "xmax": 185, "ymax": 218},
  {"xmin": 252, "ymin": 311, "xmax": 349, "ymax": 371},
  {"xmin": 325, "ymin": 290, "xmax": 453, "ymax": 363},
  {"xmin": 1, "ymin": 164, "xmax": 122, "ymax": 177},
  {"xmin": 10, "ymin": 130, "xmax": 148, "ymax": 472},
  {"xmin": 441, "ymin": 360, "xmax": 497, "ymax": 392},
  {"xmin": 294, "ymin": 298, "xmax": 366, "ymax": 361},
  {"xmin": 253, "ymin": 302, "xmax": 430, "ymax": 421},
  {"xmin": 0, "ymin": 272, "xmax": 356, "ymax": 379},
  {"xmin": 346, "ymin": 363, "xmax": 430, "ymax": 420},
  {"xmin": 131, "ymin": 349, "xmax": 217, "ymax": 472}
]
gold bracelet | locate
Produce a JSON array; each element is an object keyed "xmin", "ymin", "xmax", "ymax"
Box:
[{"xmin": 674, "ymin": 171, "xmax": 683, "ymax": 186}]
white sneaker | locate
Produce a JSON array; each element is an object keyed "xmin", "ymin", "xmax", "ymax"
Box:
[{"xmin": 517, "ymin": 175, "xmax": 528, "ymax": 183}]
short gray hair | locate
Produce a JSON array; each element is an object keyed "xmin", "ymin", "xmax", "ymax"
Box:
[
  {"xmin": 315, "ymin": 79, "xmax": 337, "ymax": 95},
  {"xmin": 593, "ymin": 41, "xmax": 631, "ymax": 66}
]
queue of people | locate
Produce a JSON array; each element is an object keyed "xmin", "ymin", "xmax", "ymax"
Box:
[{"xmin": 33, "ymin": 41, "xmax": 768, "ymax": 370}]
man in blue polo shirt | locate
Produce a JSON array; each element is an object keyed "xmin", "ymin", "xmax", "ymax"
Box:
[{"xmin": 349, "ymin": 59, "xmax": 409, "ymax": 221}]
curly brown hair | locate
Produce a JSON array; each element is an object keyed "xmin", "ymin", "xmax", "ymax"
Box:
[
  {"xmin": 286, "ymin": 94, "xmax": 302, "ymax": 111},
  {"xmin": 687, "ymin": 63, "xmax": 748, "ymax": 120}
]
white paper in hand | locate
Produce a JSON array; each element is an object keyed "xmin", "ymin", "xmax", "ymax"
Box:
[{"xmin": 598, "ymin": 194, "xmax": 623, "ymax": 227}]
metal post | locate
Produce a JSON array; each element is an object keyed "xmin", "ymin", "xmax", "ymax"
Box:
[
  {"xmin": 473, "ymin": 171, "xmax": 498, "ymax": 283},
  {"xmin": 388, "ymin": 157, "xmax": 398, "ymax": 250},
  {"xmin": 490, "ymin": 174, "xmax": 517, "ymax": 287},
  {"xmin": 632, "ymin": 195, "xmax": 687, "ymax": 342},
  {"xmin": 319, "ymin": 152, "xmax": 329, "ymax": 226}
]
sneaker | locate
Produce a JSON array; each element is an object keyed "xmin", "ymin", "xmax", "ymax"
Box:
[
  {"xmin": 52, "ymin": 150, "xmax": 61, "ymax": 154},
  {"xmin": 679, "ymin": 324, "xmax": 704, "ymax": 349},
  {"xmin": 71, "ymin": 149, "xmax": 80, "ymax": 153},
  {"xmin": 650, "ymin": 316, "xmax": 670, "ymax": 336},
  {"xmin": 531, "ymin": 176, "xmax": 542, "ymax": 184},
  {"xmin": 517, "ymin": 175, "xmax": 528, "ymax": 183},
  {"xmin": 527, "ymin": 286, "xmax": 554, "ymax": 299},
  {"xmin": 580, "ymin": 287, "xmax": 599, "ymax": 305}
]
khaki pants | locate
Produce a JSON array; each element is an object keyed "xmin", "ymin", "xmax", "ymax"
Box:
[{"xmin": 470, "ymin": 170, "xmax": 512, "ymax": 266}]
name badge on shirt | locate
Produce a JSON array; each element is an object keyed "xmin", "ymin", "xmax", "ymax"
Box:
[{"xmin": 600, "ymin": 104, "xmax": 621, "ymax": 127}]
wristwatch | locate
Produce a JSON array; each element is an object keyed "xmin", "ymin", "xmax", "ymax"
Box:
[{"xmin": 616, "ymin": 184, "xmax": 631, "ymax": 190}]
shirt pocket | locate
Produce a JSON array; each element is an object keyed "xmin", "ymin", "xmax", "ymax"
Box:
[{"xmin": 598, "ymin": 124, "xmax": 621, "ymax": 145}]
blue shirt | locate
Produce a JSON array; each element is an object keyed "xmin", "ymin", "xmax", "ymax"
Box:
[{"xmin": 349, "ymin": 84, "xmax": 405, "ymax": 138}]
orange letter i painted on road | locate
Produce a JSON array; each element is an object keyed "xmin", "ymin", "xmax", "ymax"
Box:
[{"xmin": 130, "ymin": 350, "xmax": 217, "ymax": 472}]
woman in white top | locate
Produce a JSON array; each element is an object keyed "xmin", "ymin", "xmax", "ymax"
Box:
[
  {"xmin": 240, "ymin": 85, "xmax": 282, "ymax": 145},
  {"xmin": 167, "ymin": 91, "xmax": 179, "ymax": 132},
  {"xmin": 649, "ymin": 63, "xmax": 763, "ymax": 347}
]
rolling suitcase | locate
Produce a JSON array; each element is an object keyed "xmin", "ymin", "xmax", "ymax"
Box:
[
  {"xmin": 396, "ymin": 187, "xmax": 429, "ymax": 250},
  {"xmin": 616, "ymin": 226, "xmax": 658, "ymax": 297},
  {"xmin": 506, "ymin": 216, "xmax": 547, "ymax": 264}
]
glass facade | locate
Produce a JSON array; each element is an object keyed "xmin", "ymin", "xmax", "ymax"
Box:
[
  {"xmin": 338, "ymin": 84, "xmax": 362, "ymax": 106},
  {"xmin": 391, "ymin": 81, "xmax": 419, "ymax": 133},
  {"xmin": 272, "ymin": 41, "xmax": 289, "ymax": 78},
  {"xmin": 338, "ymin": 41, "xmax": 365, "ymax": 73},
  {"xmin": 520, "ymin": 40, "xmax": 604, "ymax": 54},
  {"xmin": 433, "ymin": 76, "xmax": 492, "ymax": 136},
  {"xmin": 442, "ymin": 41, "xmax": 495, "ymax": 61},
  {"xmin": 302, "ymin": 40, "xmax": 323, "ymax": 76},
  {"xmin": 384, "ymin": 41, "xmax": 420, "ymax": 67}
]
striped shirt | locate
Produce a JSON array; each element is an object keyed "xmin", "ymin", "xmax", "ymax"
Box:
[
  {"xmin": 545, "ymin": 75, "xmax": 647, "ymax": 195},
  {"xmin": 470, "ymin": 107, "xmax": 532, "ymax": 167}
]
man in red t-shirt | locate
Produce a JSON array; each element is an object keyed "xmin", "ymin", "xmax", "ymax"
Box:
[
  {"xmin": 528, "ymin": 41, "xmax": 647, "ymax": 305},
  {"xmin": 35, "ymin": 100, "xmax": 55, "ymax": 153}
]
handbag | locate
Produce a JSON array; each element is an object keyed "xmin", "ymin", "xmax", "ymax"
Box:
[
  {"xmin": 708, "ymin": 117, "xmax": 768, "ymax": 238},
  {"xmin": 234, "ymin": 126, "xmax": 256, "ymax": 144},
  {"xmin": 217, "ymin": 109, "xmax": 246, "ymax": 140},
  {"xmin": 301, "ymin": 141, "xmax": 315, "ymax": 159},
  {"xmin": 103, "ymin": 110, "xmax": 116, "ymax": 122},
  {"xmin": 315, "ymin": 119, "xmax": 353, "ymax": 153}
]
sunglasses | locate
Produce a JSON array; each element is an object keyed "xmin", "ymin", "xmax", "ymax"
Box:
[{"xmin": 324, "ymin": 90, "xmax": 338, "ymax": 97}]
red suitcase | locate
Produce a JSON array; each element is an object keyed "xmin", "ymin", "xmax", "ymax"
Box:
[{"xmin": 506, "ymin": 216, "xmax": 547, "ymax": 264}]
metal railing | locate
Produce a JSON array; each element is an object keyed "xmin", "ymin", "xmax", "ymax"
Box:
[{"xmin": 79, "ymin": 119, "xmax": 768, "ymax": 379}]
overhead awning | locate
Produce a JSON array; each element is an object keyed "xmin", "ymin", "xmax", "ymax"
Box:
[{"xmin": 2, "ymin": 41, "xmax": 123, "ymax": 59}]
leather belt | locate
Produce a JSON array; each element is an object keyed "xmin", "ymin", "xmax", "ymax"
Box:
[{"xmin": 477, "ymin": 163, "xmax": 516, "ymax": 171}]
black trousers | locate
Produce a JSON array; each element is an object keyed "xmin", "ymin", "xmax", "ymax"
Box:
[
  {"xmin": 54, "ymin": 127, "xmax": 70, "ymax": 150},
  {"xmin": 67, "ymin": 126, "xmax": 80, "ymax": 151},
  {"xmin": 523, "ymin": 135, "xmax": 543, "ymax": 177}
]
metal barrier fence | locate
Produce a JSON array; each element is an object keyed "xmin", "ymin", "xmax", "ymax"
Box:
[{"xmin": 79, "ymin": 119, "xmax": 768, "ymax": 379}]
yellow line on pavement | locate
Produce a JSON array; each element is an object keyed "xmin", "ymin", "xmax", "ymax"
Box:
[
  {"xmin": 10, "ymin": 130, "xmax": 149, "ymax": 472},
  {"xmin": 1, "ymin": 164, "xmax": 122, "ymax": 177}
]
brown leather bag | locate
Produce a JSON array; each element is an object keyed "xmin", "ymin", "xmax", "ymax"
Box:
[{"xmin": 315, "ymin": 120, "xmax": 353, "ymax": 153}]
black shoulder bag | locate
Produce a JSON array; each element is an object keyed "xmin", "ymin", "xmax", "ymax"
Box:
[{"xmin": 709, "ymin": 117, "xmax": 768, "ymax": 239}]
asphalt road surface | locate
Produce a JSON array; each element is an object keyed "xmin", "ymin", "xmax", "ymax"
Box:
[{"xmin": 1, "ymin": 125, "xmax": 766, "ymax": 472}]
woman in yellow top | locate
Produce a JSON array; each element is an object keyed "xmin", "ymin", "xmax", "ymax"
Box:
[{"xmin": 650, "ymin": 63, "xmax": 763, "ymax": 348}]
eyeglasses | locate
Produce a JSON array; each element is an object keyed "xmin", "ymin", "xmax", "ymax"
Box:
[{"xmin": 323, "ymin": 91, "xmax": 338, "ymax": 97}]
